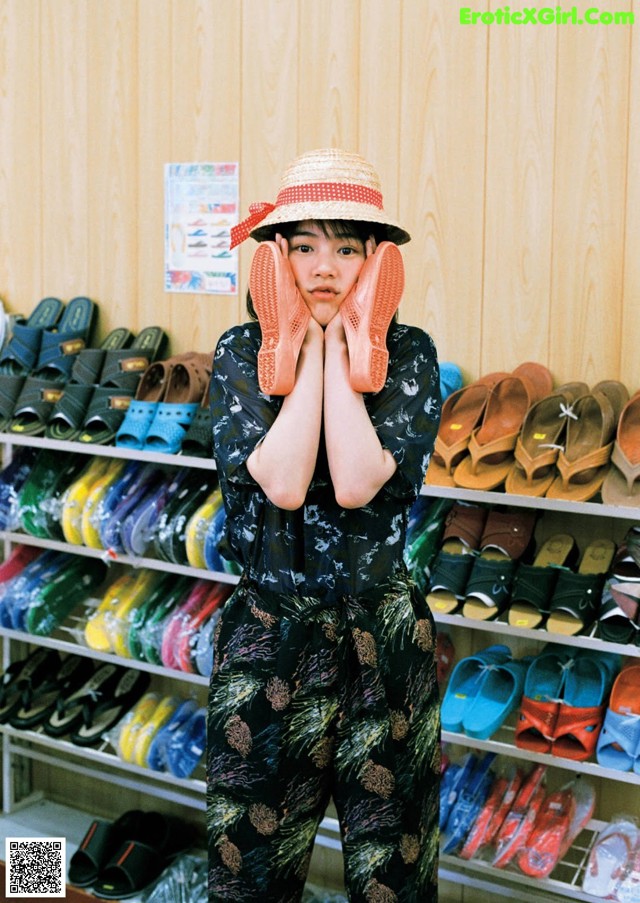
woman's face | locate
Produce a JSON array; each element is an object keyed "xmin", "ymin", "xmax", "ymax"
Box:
[{"xmin": 283, "ymin": 221, "xmax": 367, "ymax": 326}]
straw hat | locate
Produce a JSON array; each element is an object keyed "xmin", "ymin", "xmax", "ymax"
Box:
[{"xmin": 230, "ymin": 148, "xmax": 411, "ymax": 248}]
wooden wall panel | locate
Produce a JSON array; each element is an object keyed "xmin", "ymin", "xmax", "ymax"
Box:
[
  {"xmin": 86, "ymin": 0, "xmax": 139, "ymax": 338},
  {"xmin": 621, "ymin": 21, "xmax": 640, "ymax": 394},
  {"xmin": 41, "ymin": 0, "xmax": 89, "ymax": 299},
  {"xmin": 0, "ymin": 1, "xmax": 42, "ymax": 311},
  {"xmin": 482, "ymin": 25, "xmax": 557, "ymax": 372},
  {"xmin": 399, "ymin": 0, "xmax": 488, "ymax": 380},
  {"xmin": 550, "ymin": 6, "xmax": 632, "ymax": 386}
]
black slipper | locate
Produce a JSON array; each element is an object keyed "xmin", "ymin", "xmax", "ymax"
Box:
[
  {"xmin": 0, "ymin": 647, "xmax": 61, "ymax": 723},
  {"xmin": 68, "ymin": 809, "xmax": 145, "ymax": 888},
  {"xmin": 43, "ymin": 662, "xmax": 124, "ymax": 738},
  {"xmin": 70, "ymin": 667, "xmax": 151, "ymax": 747},
  {"xmin": 10, "ymin": 654, "xmax": 94, "ymax": 729}
]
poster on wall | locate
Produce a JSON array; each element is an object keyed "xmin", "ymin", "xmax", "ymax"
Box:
[{"xmin": 164, "ymin": 162, "xmax": 239, "ymax": 295}]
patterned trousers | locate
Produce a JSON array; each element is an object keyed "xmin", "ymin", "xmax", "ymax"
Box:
[{"xmin": 207, "ymin": 573, "xmax": 441, "ymax": 903}]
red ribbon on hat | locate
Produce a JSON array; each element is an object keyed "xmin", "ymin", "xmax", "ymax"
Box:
[
  {"xmin": 230, "ymin": 182, "xmax": 384, "ymax": 249},
  {"xmin": 230, "ymin": 202, "xmax": 275, "ymax": 249}
]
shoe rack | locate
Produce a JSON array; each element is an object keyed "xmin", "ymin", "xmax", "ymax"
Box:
[
  {"xmin": 423, "ymin": 480, "xmax": 640, "ymax": 901},
  {"xmin": 1, "ymin": 432, "xmax": 636, "ymax": 901}
]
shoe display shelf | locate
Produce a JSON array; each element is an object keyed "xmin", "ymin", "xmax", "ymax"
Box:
[
  {"xmin": 421, "ymin": 481, "xmax": 640, "ymax": 901},
  {"xmin": 0, "ymin": 433, "xmax": 227, "ymax": 871}
]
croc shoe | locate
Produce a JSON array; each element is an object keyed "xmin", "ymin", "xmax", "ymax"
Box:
[
  {"xmin": 340, "ymin": 241, "xmax": 404, "ymax": 394},
  {"xmin": 142, "ymin": 355, "xmax": 212, "ymax": 454},
  {"xmin": 249, "ymin": 240, "xmax": 310, "ymax": 396}
]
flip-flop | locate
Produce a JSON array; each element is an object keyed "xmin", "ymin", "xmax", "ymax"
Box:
[
  {"xmin": 507, "ymin": 533, "xmax": 579, "ymax": 629},
  {"xmin": 441, "ymin": 752, "xmax": 496, "ymax": 854},
  {"xmin": 1, "ymin": 549, "xmax": 67, "ymax": 630},
  {"xmin": 583, "ymin": 819, "xmax": 640, "ymax": 898},
  {"xmin": 515, "ymin": 785, "xmax": 575, "ymax": 878},
  {"xmin": 193, "ymin": 607, "xmax": 223, "ymax": 677},
  {"xmin": 504, "ymin": 382, "xmax": 589, "ymax": 497},
  {"xmin": 80, "ymin": 457, "xmax": 129, "ymax": 549},
  {"xmin": 131, "ymin": 695, "xmax": 181, "ymax": 767},
  {"xmin": 545, "ymin": 538, "xmax": 616, "ymax": 635},
  {"xmin": 203, "ymin": 500, "xmax": 228, "ymax": 572},
  {"xmin": 153, "ymin": 470, "xmax": 219, "ymax": 565},
  {"xmin": 117, "ymin": 692, "xmax": 161, "ymax": 763},
  {"xmin": 0, "ymin": 445, "xmax": 39, "ymax": 531},
  {"xmin": 160, "ymin": 579, "xmax": 216, "ymax": 671},
  {"xmin": 70, "ymin": 667, "xmax": 151, "ymax": 747},
  {"xmin": 108, "ymin": 569, "xmax": 167, "ymax": 659},
  {"xmin": 184, "ymin": 487, "xmax": 223, "ymax": 569},
  {"xmin": 10, "ymin": 654, "xmax": 94, "ymax": 729},
  {"xmin": 99, "ymin": 462, "xmax": 165, "ymax": 553},
  {"xmin": 598, "ymin": 575, "xmax": 640, "ymax": 644},
  {"xmin": 127, "ymin": 571, "xmax": 177, "ymax": 661},
  {"xmin": 453, "ymin": 363, "xmax": 554, "ymax": 491},
  {"xmin": 0, "ymin": 297, "xmax": 64, "ymax": 376},
  {"xmin": 175, "ymin": 581, "xmax": 232, "ymax": 673},
  {"xmin": 165, "ymin": 706, "xmax": 206, "ymax": 778},
  {"xmin": 84, "ymin": 573, "xmax": 140, "ymax": 653},
  {"xmin": 404, "ymin": 497, "xmax": 453, "ymax": 596},
  {"xmin": 32, "ymin": 296, "xmax": 98, "ymax": 382},
  {"xmin": 139, "ymin": 577, "xmax": 194, "ymax": 666},
  {"xmin": 0, "ymin": 646, "xmax": 61, "ymax": 723},
  {"xmin": 492, "ymin": 764, "xmax": 547, "ymax": 869},
  {"xmin": 68, "ymin": 810, "xmax": 145, "ymax": 888},
  {"xmin": 425, "ymin": 372, "xmax": 509, "ymax": 487},
  {"xmin": 60, "ymin": 456, "xmax": 112, "ymax": 545},
  {"xmin": 44, "ymin": 661, "xmax": 123, "ymax": 737},
  {"xmin": 145, "ymin": 697, "xmax": 199, "ymax": 772},
  {"xmin": 45, "ymin": 327, "xmax": 134, "ymax": 441},
  {"xmin": 120, "ymin": 469, "xmax": 189, "ymax": 558},
  {"xmin": 547, "ymin": 380, "xmax": 630, "ymax": 502},
  {"xmin": 18, "ymin": 449, "xmax": 83, "ymax": 539},
  {"xmin": 459, "ymin": 764, "xmax": 523, "ymax": 860},
  {"xmin": 25, "ymin": 556, "xmax": 108, "ymax": 636}
]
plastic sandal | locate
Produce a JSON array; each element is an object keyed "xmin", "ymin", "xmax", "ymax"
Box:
[
  {"xmin": 602, "ymin": 392, "xmax": 640, "ymax": 506},
  {"xmin": 507, "ymin": 533, "xmax": 579, "ymax": 629},
  {"xmin": 515, "ymin": 645, "xmax": 575, "ymax": 753},
  {"xmin": 145, "ymin": 697, "xmax": 199, "ymax": 772},
  {"xmin": 131, "ymin": 694, "xmax": 181, "ymax": 767},
  {"xmin": 43, "ymin": 661, "xmax": 124, "ymax": 737},
  {"xmin": 45, "ymin": 327, "xmax": 134, "ymax": 441},
  {"xmin": 117, "ymin": 692, "xmax": 161, "ymax": 763},
  {"xmin": 426, "ymin": 502, "xmax": 487, "ymax": 614},
  {"xmin": 193, "ymin": 607, "xmax": 223, "ymax": 677},
  {"xmin": 166, "ymin": 705, "xmax": 207, "ymax": 778},
  {"xmin": 203, "ymin": 501, "xmax": 228, "ymax": 572},
  {"xmin": 18, "ymin": 449, "xmax": 86, "ymax": 539},
  {"xmin": 249, "ymin": 240, "xmax": 310, "ymax": 396},
  {"xmin": 120, "ymin": 470, "xmax": 188, "ymax": 557},
  {"xmin": 99, "ymin": 463, "xmax": 166, "ymax": 553},
  {"xmin": 107, "ymin": 569, "xmax": 167, "ymax": 659},
  {"xmin": 404, "ymin": 497, "xmax": 453, "ymax": 596},
  {"xmin": 439, "ymin": 755, "xmax": 477, "ymax": 831},
  {"xmin": 340, "ymin": 241, "xmax": 404, "ymax": 394},
  {"xmin": 181, "ymin": 375, "xmax": 213, "ymax": 457},
  {"xmin": 68, "ymin": 810, "xmax": 145, "ymax": 888},
  {"xmin": 462, "ymin": 655, "xmax": 531, "ymax": 740},
  {"xmin": 598, "ymin": 573, "xmax": 640, "ymax": 644},
  {"xmin": 462, "ymin": 508, "xmax": 538, "ymax": 621},
  {"xmin": 25, "ymin": 556, "xmax": 108, "ymax": 636},
  {"xmin": 84, "ymin": 573, "xmax": 140, "ymax": 653},
  {"xmin": 80, "ymin": 457, "xmax": 130, "ymax": 549},
  {"xmin": 596, "ymin": 662, "xmax": 640, "ymax": 771},
  {"xmin": 441, "ymin": 644, "xmax": 511, "ymax": 733},
  {"xmin": 7, "ymin": 375, "xmax": 66, "ymax": 436},
  {"xmin": 31, "ymin": 296, "xmax": 98, "ymax": 382},
  {"xmin": 546, "ymin": 538, "xmax": 616, "ymax": 635},
  {"xmin": 160, "ymin": 579, "xmax": 216, "ymax": 671},
  {"xmin": 115, "ymin": 357, "xmax": 175, "ymax": 449},
  {"xmin": 552, "ymin": 649, "xmax": 620, "ymax": 761},
  {"xmin": 175, "ymin": 581, "xmax": 232, "ymax": 673},
  {"xmin": 0, "ymin": 374, "xmax": 27, "ymax": 431},
  {"xmin": 0, "ymin": 549, "xmax": 67, "ymax": 630},
  {"xmin": 139, "ymin": 577, "xmax": 194, "ymax": 666},
  {"xmin": 0, "ymin": 297, "xmax": 64, "ymax": 376},
  {"xmin": 61, "ymin": 456, "xmax": 112, "ymax": 545},
  {"xmin": 185, "ymin": 487, "xmax": 223, "ymax": 569},
  {"xmin": 10, "ymin": 654, "xmax": 94, "ymax": 729},
  {"xmin": 0, "ymin": 646, "xmax": 61, "ymax": 723},
  {"xmin": 143, "ymin": 356, "xmax": 211, "ymax": 454},
  {"xmin": 153, "ymin": 470, "xmax": 219, "ymax": 565},
  {"xmin": 0, "ymin": 445, "xmax": 39, "ymax": 531},
  {"xmin": 442, "ymin": 752, "xmax": 496, "ymax": 854},
  {"xmin": 127, "ymin": 571, "xmax": 177, "ymax": 661},
  {"xmin": 492, "ymin": 764, "xmax": 547, "ymax": 869}
]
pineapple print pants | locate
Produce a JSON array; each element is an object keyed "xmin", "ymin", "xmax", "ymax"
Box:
[{"xmin": 207, "ymin": 573, "xmax": 441, "ymax": 903}]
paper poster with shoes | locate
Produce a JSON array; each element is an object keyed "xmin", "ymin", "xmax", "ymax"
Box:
[{"xmin": 164, "ymin": 162, "xmax": 239, "ymax": 295}]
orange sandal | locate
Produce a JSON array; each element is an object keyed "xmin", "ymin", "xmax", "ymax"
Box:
[
  {"xmin": 249, "ymin": 241, "xmax": 310, "ymax": 396},
  {"xmin": 341, "ymin": 241, "xmax": 404, "ymax": 393}
]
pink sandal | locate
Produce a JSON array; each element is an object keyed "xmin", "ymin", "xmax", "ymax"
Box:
[
  {"xmin": 249, "ymin": 242, "xmax": 310, "ymax": 396},
  {"xmin": 340, "ymin": 241, "xmax": 404, "ymax": 393}
]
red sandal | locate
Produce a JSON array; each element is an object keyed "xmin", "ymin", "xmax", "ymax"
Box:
[{"xmin": 492, "ymin": 764, "xmax": 547, "ymax": 869}]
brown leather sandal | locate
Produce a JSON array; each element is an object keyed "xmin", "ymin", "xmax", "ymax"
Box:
[
  {"xmin": 546, "ymin": 380, "xmax": 629, "ymax": 502},
  {"xmin": 504, "ymin": 382, "xmax": 589, "ymax": 497},
  {"xmin": 601, "ymin": 392, "xmax": 640, "ymax": 506},
  {"xmin": 453, "ymin": 363, "xmax": 553, "ymax": 491}
]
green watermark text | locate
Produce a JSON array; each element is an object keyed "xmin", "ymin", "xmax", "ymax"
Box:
[{"xmin": 460, "ymin": 5, "xmax": 634, "ymax": 24}]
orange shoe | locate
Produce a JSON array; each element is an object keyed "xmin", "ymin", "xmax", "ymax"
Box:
[
  {"xmin": 249, "ymin": 241, "xmax": 310, "ymax": 396},
  {"xmin": 341, "ymin": 241, "xmax": 404, "ymax": 393}
]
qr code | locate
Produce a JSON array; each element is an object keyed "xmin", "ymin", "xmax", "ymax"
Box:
[{"xmin": 5, "ymin": 837, "xmax": 66, "ymax": 898}]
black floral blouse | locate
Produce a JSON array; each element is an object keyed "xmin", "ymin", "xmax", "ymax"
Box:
[{"xmin": 210, "ymin": 319, "xmax": 440, "ymax": 601}]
